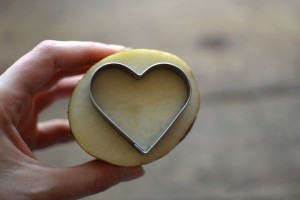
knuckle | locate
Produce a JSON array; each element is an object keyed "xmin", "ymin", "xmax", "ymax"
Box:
[
  {"xmin": 34, "ymin": 40, "xmax": 58, "ymax": 54},
  {"xmin": 85, "ymin": 171, "xmax": 120, "ymax": 195}
]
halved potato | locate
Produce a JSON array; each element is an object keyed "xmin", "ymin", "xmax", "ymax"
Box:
[{"xmin": 68, "ymin": 49, "xmax": 200, "ymax": 166}]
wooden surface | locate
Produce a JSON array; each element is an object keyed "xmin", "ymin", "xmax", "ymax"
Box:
[{"xmin": 1, "ymin": 0, "xmax": 300, "ymax": 199}]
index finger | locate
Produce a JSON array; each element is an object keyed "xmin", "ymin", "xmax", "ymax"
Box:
[{"xmin": 2, "ymin": 40, "xmax": 124, "ymax": 95}]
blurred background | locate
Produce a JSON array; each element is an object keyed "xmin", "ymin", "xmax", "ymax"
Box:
[{"xmin": 1, "ymin": 0, "xmax": 300, "ymax": 199}]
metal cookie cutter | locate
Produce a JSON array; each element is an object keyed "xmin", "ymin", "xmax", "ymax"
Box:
[{"xmin": 89, "ymin": 62, "xmax": 192, "ymax": 154}]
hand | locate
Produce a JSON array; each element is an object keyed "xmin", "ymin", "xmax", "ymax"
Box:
[{"xmin": 0, "ymin": 40, "xmax": 144, "ymax": 200}]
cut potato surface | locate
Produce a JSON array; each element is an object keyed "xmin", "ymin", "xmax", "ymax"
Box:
[{"xmin": 69, "ymin": 49, "xmax": 200, "ymax": 166}]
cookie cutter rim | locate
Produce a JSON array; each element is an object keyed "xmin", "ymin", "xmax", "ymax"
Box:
[{"xmin": 89, "ymin": 62, "xmax": 192, "ymax": 154}]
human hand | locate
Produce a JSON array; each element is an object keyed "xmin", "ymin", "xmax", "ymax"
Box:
[{"xmin": 0, "ymin": 40, "xmax": 144, "ymax": 200}]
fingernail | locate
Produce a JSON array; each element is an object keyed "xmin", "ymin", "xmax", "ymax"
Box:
[
  {"xmin": 108, "ymin": 44, "xmax": 126, "ymax": 51},
  {"xmin": 122, "ymin": 167, "xmax": 145, "ymax": 181}
]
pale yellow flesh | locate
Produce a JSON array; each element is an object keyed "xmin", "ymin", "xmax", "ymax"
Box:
[
  {"xmin": 69, "ymin": 49, "xmax": 200, "ymax": 166},
  {"xmin": 91, "ymin": 68, "xmax": 188, "ymax": 151}
]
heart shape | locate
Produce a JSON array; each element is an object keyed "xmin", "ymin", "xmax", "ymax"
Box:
[{"xmin": 89, "ymin": 63, "xmax": 191, "ymax": 154}]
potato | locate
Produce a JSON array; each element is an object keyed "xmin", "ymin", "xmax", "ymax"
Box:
[{"xmin": 68, "ymin": 49, "xmax": 200, "ymax": 166}]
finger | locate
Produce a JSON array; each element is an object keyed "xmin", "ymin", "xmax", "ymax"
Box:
[
  {"xmin": 38, "ymin": 64, "xmax": 90, "ymax": 92},
  {"xmin": 36, "ymin": 119, "xmax": 72, "ymax": 150},
  {"xmin": 34, "ymin": 75, "xmax": 82, "ymax": 114},
  {"xmin": 50, "ymin": 160, "xmax": 145, "ymax": 199},
  {"xmin": 2, "ymin": 40, "xmax": 124, "ymax": 96}
]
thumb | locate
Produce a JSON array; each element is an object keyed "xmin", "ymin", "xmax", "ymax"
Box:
[{"xmin": 49, "ymin": 160, "xmax": 145, "ymax": 200}]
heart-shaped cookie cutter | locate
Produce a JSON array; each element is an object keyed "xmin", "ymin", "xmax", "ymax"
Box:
[{"xmin": 89, "ymin": 62, "xmax": 191, "ymax": 154}]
